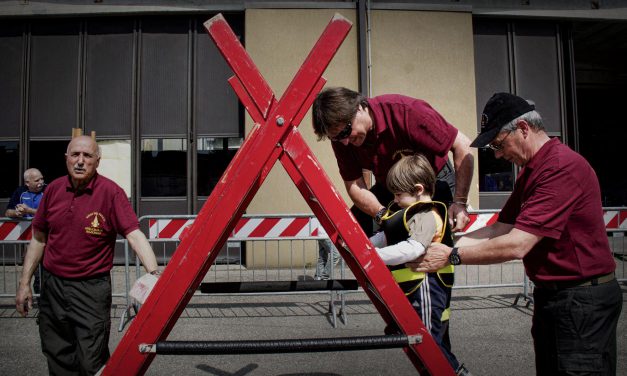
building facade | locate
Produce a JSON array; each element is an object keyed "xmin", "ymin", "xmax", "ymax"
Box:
[{"xmin": 1, "ymin": 0, "xmax": 626, "ymax": 218}]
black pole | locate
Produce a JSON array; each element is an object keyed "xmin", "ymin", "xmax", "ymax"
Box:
[
  {"xmin": 152, "ymin": 334, "xmax": 417, "ymax": 355},
  {"xmin": 199, "ymin": 279, "xmax": 359, "ymax": 294}
]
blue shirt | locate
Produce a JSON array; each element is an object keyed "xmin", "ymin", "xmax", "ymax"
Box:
[{"xmin": 6, "ymin": 185, "xmax": 46, "ymax": 218}]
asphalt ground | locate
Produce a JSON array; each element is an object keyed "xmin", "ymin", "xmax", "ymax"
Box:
[{"xmin": 1, "ymin": 284, "xmax": 625, "ymax": 376}]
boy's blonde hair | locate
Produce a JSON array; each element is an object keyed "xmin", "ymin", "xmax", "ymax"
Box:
[{"xmin": 386, "ymin": 154, "xmax": 436, "ymax": 196}]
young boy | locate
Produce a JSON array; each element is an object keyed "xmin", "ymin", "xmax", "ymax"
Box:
[{"xmin": 369, "ymin": 154, "xmax": 469, "ymax": 376}]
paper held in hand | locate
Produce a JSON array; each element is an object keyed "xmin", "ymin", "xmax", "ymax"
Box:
[{"xmin": 129, "ymin": 273, "xmax": 158, "ymax": 304}]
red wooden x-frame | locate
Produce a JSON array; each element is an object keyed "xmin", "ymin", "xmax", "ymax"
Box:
[{"xmin": 102, "ymin": 13, "xmax": 454, "ymax": 375}]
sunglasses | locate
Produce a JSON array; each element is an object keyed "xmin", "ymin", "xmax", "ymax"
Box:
[
  {"xmin": 486, "ymin": 130, "xmax": 513, "ymax": 151},
  {"xmin": 330, "ymin": 122, "xmax": 352, "ymax": 142}
]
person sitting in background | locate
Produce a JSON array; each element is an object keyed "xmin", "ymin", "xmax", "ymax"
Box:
[
  {"xmin": 6, "ymin": 168, "xmax": 46, "ymax": 295},
  {"xmin": 5, "ymin": 168, "xmax": 45, "ymax": 218}
]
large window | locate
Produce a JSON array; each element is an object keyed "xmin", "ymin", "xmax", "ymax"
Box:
[
  {"xmin": 1, "ymin": 14, "xmax": 244, "ymax": 213},
  {"xmin": 29, "ymin": 141, "xmax": 68, "ymax": 184},
  {"xmin": 478, "ymin": 149, "xmax": 514, "ymax": 192},
  {"xmin": 0, "ymin": 141, "xmax": 19, "ymax": 198},
  {"xmin": 197, "ymin": 137, "xmax": 243, "ymax": 197},
  {"xmin": 473, "ymin": 18, "xmax": 565, "ymax": 208},
  {"xmin": 141, "ymin": 138, "xmax": 187, "ymax": 197}
]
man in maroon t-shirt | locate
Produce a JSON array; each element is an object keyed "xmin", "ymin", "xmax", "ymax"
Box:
[
  {"xmin": 312, "ymin": 87, "xmax": 474, "ymax": 235},
  {"xmin": 15, "ymin": 135, "xmax": 160, "ymax": 375},
  {"xmin": 312, "ymin": 87, "xmax": 475, "ymax": 375},
  {"xmin": 414, "ymin": 93, "xmax": 621, "ymax": 375}
]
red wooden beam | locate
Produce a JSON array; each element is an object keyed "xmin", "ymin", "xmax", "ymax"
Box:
[{"xmin": 103, "ymin": 13, "xmax": 454, "ymax": 376}]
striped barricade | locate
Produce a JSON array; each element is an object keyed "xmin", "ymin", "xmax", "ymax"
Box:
[
  {"xmin": 0, "ymin": 220, "xmax": 32, "ymax": 242},
  {"xmin": 147, "ymin": 214, "xmax": 324, "ymax": 241}
]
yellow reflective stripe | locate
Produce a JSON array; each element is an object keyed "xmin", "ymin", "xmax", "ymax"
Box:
[
  {"xmin": 437, "ymin": 265, "xmax": 455, "ymax": 287},
  {"xmin": 438, "ymin": 265, "xmax": 454, "ymax": 274},
  {"xmin": 391, "ymin": 268, "xmax": 425, "ymax": 283},
  {"xmin": 441, "ymin": 308, "xmax": 450, "ymax": 322},
  {"xmin": 392, "ymin": 267, "xmax": 452, "ymax": 282}
]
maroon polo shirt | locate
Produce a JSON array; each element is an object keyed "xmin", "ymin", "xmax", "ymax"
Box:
[
  {"xmin": 32, "ymin": 173, "xmax": 139, "ymax": 279},
  {"xmin": 499, "ymin": 138, "xmax": 615, "ymax": 282},
  {"xmin": 331, "ymin": 94, "xmax": 458, "ymax": 184}
]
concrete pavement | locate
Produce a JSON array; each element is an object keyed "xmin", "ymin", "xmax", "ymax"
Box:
[{"xmin": 1, "ymin": 285, "xmax": 625, "ymax": 375}]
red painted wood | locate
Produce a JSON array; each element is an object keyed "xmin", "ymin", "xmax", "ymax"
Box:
[{"xmin": 103, "ymin": 13, "xmax": 453, "ymax": 376}]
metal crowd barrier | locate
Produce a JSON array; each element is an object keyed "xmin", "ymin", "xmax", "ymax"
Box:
[
  {"xmin": 119, "ymin": 214, "xmax": 350, "ymax": 331},
  {"xmin": 1, "ymin": 208, "xmax": 625, "ymax": 324},
  {"xmin": 0, "ymin": 219, "xmax": 131, "ymax": 306}
]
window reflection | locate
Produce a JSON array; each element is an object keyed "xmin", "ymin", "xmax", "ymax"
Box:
[
  {"xmin": 197, "ymin": 137, "xmax": 242, "ymax": 197},
  {"xmin": 29, "ymin": 140, "xmax": 68, "ymax": 184},
  {"xmin": 0, "ymin": 141, "xmax": 19, "ymax": 197},
  {"xmin": 478, "ymin": 148, "xmax": 514, "ymax": 192},
  {"xmin": 141, "ymin": 138, "xmax": 187, "ymax": 197},
  {"xmin": 98, "ymin": 140, "xmax": 132, "ymax": 198}
]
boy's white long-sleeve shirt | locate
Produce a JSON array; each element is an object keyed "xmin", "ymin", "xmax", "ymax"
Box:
[{"xmin": 369, "ymin": 210, "xmax": 439, "ymax": 266}]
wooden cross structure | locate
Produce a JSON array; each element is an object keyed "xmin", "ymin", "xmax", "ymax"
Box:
[{"xmin": 101, "ymin": 13, "xmax": 454, "ymax": 376}]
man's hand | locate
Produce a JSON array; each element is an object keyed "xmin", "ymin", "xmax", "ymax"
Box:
[
  {"xmin": 15, "ymin": 203, "xmax": 35, "ymax": 217},
  {"xmin": 449, "ymin": 202, "xmax": 470, "ymax": 232},
  {"xmin": 406, "ymin": 243, "xmax": 452, "ymax": 272},
  {"xmin": 16, "ymin": 281, "xmax": 33, "ymax": 317},
  {"xmin": 129, "ymin": 273, "xmax": 159, "ymax": 304}
]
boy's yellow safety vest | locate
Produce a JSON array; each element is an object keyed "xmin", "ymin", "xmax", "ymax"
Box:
[{"xmin": 379, "ymin": 201, "xmax": 455, "ymax": 296}]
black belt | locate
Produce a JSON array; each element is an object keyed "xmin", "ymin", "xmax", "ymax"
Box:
[{"xmin": 533, "ymin": 273, "xmax": 615, "ymax": 290}]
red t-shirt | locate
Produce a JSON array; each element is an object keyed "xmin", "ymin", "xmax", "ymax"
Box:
[
  {"xmin": 331, "ymin": 94, "xmax": 458, "ymax": 184},
  {"xmin": 499, "ymin": 138, "xmax": 615, "ymax": 282},
  {"xmin": 32, "ymin": 173, "xmax": 139, "ymax": 278}
]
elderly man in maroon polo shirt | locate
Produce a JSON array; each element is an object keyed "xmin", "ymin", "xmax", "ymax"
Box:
[
  {"xmin": 413, "ymin": 93, "xmax": 622, "ymax": 375},
  {"xmin": 15, "ymin": 135, "xmax": 160, "ymax": 375}
]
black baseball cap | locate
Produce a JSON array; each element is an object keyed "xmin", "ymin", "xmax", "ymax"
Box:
[{"xmin": 470, "ymin": 92, "xmax": 535, "ymax": 148}]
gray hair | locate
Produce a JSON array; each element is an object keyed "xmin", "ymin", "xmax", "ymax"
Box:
[
  {"xmin": 23, "ymin": 168, "xmax": 42, "ymax": 181},
  {"xmin": 501, "ymin": 110, "xmax": 544, "ymax": 132}
]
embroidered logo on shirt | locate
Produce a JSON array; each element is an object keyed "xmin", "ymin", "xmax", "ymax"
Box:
[{"xmin": 85, "ymin": 212, "xmax": 106, "ymax": 236}]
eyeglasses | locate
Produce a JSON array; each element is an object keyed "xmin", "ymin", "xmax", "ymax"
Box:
[
  {"xmin": 486, "ymin": 130, "xmax": 513, "ymax": 151},
  {"xmin": 330, "ymin": 122, "xmax": 352, "ymax": 142}
]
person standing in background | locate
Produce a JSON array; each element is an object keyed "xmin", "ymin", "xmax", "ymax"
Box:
[
  {"xmin": 5, "ymin": 168, "xmax": 45, "ymax": 218},
  {"xmin": 15, "ymin": 136, "xmax": 161, "ymax": 375}
]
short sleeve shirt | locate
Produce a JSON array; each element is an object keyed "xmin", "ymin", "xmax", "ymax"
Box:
[
  {"xmin": 7, "ymin": 186, "xmax": 28, "ymax": 210},
  {"xmin": 331, "ymin": 94, "xmax": 458, "ymax": 184},
  {"xmin": 498, "ymin": 138, "xmax": 615, "ymax": 282},
  {"xmin": 7, "ymin": 185, "xmax": 46, "ymax": 218},
  {"xmin": 407, "ymin": 209, "xmax": 440, "ymax": 247},
  {"xmin": 32, "ymin": 173, "xmax": 139, "ymax": 278}
]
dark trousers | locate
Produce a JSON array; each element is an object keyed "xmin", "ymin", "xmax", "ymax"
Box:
[
  {"xmin": 532, "ymin": 279, "xmax": 622, "ymax": 376},
  {"xmin": 39, "ymin": 270, "xmax": 112, "ymax": 376},
  {"xmin": 407, "ymin": 272, "xmax": 460, "ymax": 371}
]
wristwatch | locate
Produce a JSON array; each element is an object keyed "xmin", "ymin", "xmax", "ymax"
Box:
[
  {"xmin": 374, "ymin": 207, "xmax": 387, "ymax": 225},
  {"xmin": 448, "ymin": 247, "xmax": 462, "ymax": 265}
]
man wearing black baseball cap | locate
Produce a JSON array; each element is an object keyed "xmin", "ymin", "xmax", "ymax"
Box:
[
  {"xmin": 470, "ymin": 92, "xmax": 535, "ymax": 149},
  {"xmin": 411, "ymin": 93, "xmax": 622, "ymax": 375}
]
